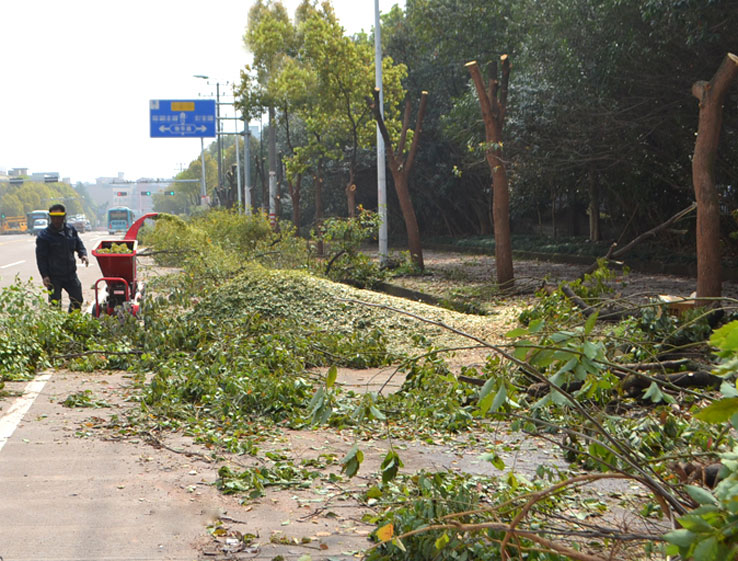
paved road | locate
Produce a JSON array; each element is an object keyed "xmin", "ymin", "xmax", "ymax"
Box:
[
  {"xmin": 0, "ymin": 231, "xmax": 222, "ymax": 560},
  {"xmin": 0, "ymin": 370, "xmax": 225, "ymax": 561},
  {"xmin": 0, "ymin": 230, "xmax": 131, "ymax": 310}
]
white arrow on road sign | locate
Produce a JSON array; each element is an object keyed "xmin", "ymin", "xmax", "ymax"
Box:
[{"xmin": 158, "ymin": 124, "xmax": 208, "ymax": 136}]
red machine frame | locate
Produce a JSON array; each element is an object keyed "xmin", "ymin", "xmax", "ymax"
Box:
[{"xmin": 90, "ymin": 212, "xmax": 157, "ymax": 317}]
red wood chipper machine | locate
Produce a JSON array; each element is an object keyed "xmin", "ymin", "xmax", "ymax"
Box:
[{"xmin": 90, "ymin": 212, "xmax": 158, "ymax": 317}]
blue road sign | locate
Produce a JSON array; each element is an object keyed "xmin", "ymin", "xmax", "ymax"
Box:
[{"xmin": 150, "ymin": 99, "xmax": 216, "ymax": 138}]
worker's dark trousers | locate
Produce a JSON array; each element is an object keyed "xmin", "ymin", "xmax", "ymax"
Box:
[{"xmin": 48, "ymin": 275, "xmax": 83, "ymax": 312}]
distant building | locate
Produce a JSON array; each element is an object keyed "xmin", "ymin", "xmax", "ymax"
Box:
[{"xmin": 30, "ymin": 172, "xmax": 60, "ymax": 183}]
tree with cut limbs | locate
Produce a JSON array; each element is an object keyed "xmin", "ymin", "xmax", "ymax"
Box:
[
  {"xmin": 466, "ymin": 56, "xmax": 513, "ymax": 287},
  {"xmin": 691, "ymin": 53, "xmax": 738, "ymax": 301},
  {"xmin": 371, "ymin": 89, "xmax": 428, "ymax": 271},
  {"xmin": 300, "ymin": 7, "xmax": 405, "ymax": 220},
  {"xmin": 243, "ymin": 0, "xmax": 297, "ymax": 225}
]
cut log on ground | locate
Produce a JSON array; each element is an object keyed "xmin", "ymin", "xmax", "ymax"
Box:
[{"xmin": 621, "ymin": 370, "xmax": 722, "ymax": 396}]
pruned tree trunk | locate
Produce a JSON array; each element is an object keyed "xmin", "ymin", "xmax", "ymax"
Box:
[
  {"xmin": 466, "ymin": 56, "xmax": 513, "ymax": 288},
  {"xmin": 314, "ymin": 159, "xmax": 325, "ymax": 257},
  {"xmin": 473, "ymin": 199, "xmax": 492, "ymax": 236},
  {"xmin": 282, "ymin": 104, "xmax": 301, "ymax": 233},
  {"xmin": 257, "ymin": 155, "xmax": 267, "ymax": 212},
  {"xmin": 346, "ymin": 183, "xmax": 357, "ymax": 218},
  {"xmin": 537, "ymin": 205, "xmax": 544, "ymax": 235},
  {"xmin": 588, "ymin": 171, "xmax": 601, "ymax": 242},
  {"xmin": 370, "ymin": 90, "xmax": 428, "ymax": 271},
  {"xmin": 287, "ymin": 173, "xmax": 302, "ymax": 235},
  {"xmin": 691, "ymin": 52, "xmax": 738, "ymax": 302}
]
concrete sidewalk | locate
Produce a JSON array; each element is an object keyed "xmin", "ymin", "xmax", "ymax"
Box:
[{"xmin": 0, "ymin": 370, "xmax": 219, "ymax": 561}]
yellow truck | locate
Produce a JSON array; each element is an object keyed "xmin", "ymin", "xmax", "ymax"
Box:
[{"xmin": 0, "ymin": 215, "xmax": 28, "ymax": 234}]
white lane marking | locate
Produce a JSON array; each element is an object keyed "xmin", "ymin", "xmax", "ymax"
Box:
[
  {"xmin": 0, "ymin": 260, "xmax": 25, "ymax": 269},
  {"xmin": 0, "ymin": 373, "xmax": 51, "ymax": 452}
]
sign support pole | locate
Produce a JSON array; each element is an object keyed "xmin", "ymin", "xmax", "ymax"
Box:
[
  {"xmin": 244, "ymin": 121, "xmax": 252, "ymax": 215},
  {"xmin": 200, "ymin": 137, "xmax": 208, "ymax": 206}
]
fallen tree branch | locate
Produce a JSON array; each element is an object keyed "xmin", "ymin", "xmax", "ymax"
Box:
[
  {"xmin": 51, "ymin": 350, "xmax": 143, "ymax": 360},
  {"xmin": 621, "ymin": 370, "xmax": 722, "ymax": 395},
  {"xmin": 338, "ymin": 296, "xmax": 689, "ymax": 516},
  {"xmin": 602, "ymin": 359, "xmax": 719, "ymax": 401},
  {"xmin": 367, "ymin": 473, "xmax": 663, "ymax": 561},
  {"xmin": 579, "ymin": 202, "xmax": 697, "ymax": 278},
  {"xmin": 618, "ymin": 358, "xmax": 693, "ymax": 371},
  {"xmin": 324, "ymin": 249, "xmax": 347, "ymax": 275},
  {"xmin": 381, "ymin": 345, "xmax": 485, "ymax": 394},
  {"xmin": 499, "ymin": 473, "xmax": 642, "ymax": 560},
  {"xmin": 143, "ymin": 431, "xmax": 215, "ymax": 463},
  {"xmin": 558, "ymin": 284, "xmax": 629, "ymax": 321}
]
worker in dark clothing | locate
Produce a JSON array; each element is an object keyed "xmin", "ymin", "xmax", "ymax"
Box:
[{"xmin": 35, "ymin": 203, "xmax": 89, "ymax": 311}]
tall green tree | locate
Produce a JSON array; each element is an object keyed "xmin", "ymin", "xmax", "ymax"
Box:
[
  {"xmin": 371, "ymin": 89, "xmax": 428, "ymax": 270},
  {"xmin": 239, "ymin": 0, "xmax": 407, "ymax": 242},
  {"xmin": 381, "ymin": 0, "xmax": 738, "ymax": 252},
  {"xmin": 244, "ymin": 0, "xmax": 297, "ymax": 221},
  {"xmin": 506, "ymin": 0, "xmax": 738, "ymax": 243},
  {"xmin": 381, "ymin": 0, "xmax": 515, "ymax": 238},
  {"xmin": 300, "ymin": 2, "xmax": 406, "ymax": 218}
]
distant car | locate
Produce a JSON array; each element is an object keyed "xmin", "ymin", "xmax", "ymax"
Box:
[
  {"xmin": 32, "ymin": 218, "xmax": 48, "ymax": 236},
  {"xmin": 69, "ymin": 215, "xmax": 91, "ymax": 233}
]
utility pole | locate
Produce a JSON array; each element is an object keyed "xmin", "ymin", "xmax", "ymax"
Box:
[
  {"xmin": 375, "ymin": 0, "xmax": 388, "ymax": 264},
  {"xmin": 235, "ymin": 115, "xmax": 242, "ymax": 213},
  {"xmin": 193, "ymin": 74, "xmax": 216, "ymax": 207}
]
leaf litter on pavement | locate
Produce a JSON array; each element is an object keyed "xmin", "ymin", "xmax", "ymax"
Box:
[{"xmin": 5, "ymin": 212, "xmax": 723, "ymax": 560}]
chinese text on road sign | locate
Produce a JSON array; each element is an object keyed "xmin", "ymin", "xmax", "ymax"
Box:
[{"xmin": 150, "ymin": 99, "xmax": 216, "ymax": 138}]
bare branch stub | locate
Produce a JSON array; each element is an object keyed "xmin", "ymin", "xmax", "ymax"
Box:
[
  {"xmin": 405, "ymin": 92, "xmax": 429, "ymax": 174},
  {"xmin": 465, "ymin": 60, "xmax": 494, "ymax": 125},
  {"xmin": 396, "ymin": 98, "xmax": 412, "ymax": 156},
  {"xmin": 499, "ymin": 54, "xmax": 510, "ymax": 122}
]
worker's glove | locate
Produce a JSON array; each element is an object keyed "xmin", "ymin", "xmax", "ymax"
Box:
[
  {"xmin": 81, "ymin": 255, "xmax": 89, "ymax": 267},
  {"xmin": 42, "ymin": 276, "xmax": 53, "ymax": 289}
]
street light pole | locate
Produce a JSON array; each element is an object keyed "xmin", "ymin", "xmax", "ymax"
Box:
[
  {"xmin": 375, "ymin": 0, "xmax": 388, "ymax": 264},
  {"xmin": 268, "ymin": 105, "xmax": 277, "ymax": 227}
]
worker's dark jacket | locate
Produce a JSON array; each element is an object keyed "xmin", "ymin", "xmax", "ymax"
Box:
[{"xmin": 35, "ymin": 223, "xmax": 87, "ymax": 279}]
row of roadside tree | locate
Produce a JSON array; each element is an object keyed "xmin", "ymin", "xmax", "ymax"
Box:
[{"xmin": 165, "ymin": 0, "xmax": 737, "ymax": 292}]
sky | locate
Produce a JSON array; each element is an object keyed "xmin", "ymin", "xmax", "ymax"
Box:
[{"xmin": 0, "ymin": 0, "xmax": 404, "ymax": 184}]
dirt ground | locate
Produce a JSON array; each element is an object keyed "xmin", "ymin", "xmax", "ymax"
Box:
[
  {"xmin": 376, "ymin": 249, "xmax": 738, "ymax": 373},
  {"xmin": 389, "ymin": 249, "xmax": 738, "ymax": 304},
  {"xmin": 10, "ymin": 250, "xmax": 726, "ymax": 560}
]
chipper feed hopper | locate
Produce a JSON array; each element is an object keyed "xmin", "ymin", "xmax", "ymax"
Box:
[{"xmin": 90, "ymin": 212, "xmax": 158, "ymax": 317}]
